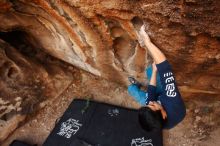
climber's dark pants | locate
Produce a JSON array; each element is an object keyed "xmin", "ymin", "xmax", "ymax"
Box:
[{"xmin": 151, "ymin": 60, "xmax": 186, "ymax": 128}]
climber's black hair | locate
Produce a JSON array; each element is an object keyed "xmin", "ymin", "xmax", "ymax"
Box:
[{"xmin": 138, "ymin": 107, "xmax": 164, "ymax": 132}]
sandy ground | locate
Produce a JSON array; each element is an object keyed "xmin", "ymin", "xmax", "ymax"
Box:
[{"xmin": 2, "ymin": 68, "xmax": 220, "ymax": 146}]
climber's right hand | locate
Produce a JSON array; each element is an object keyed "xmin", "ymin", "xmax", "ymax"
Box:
[{"xmin": 138, "ymin": 25, "xmax": 151, "ymax": 45}]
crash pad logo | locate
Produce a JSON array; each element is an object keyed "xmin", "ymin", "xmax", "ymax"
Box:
[
  {"xmin": 108, "ymin": 108, "xmax": 120, "ymax": 117},
  {"xmin": 131, "ymin": 137, "xmax": 153, "ymax": 146},
  {"xmin": 57, "ymin": 118, "xmax": 82, "ymax": 138}
]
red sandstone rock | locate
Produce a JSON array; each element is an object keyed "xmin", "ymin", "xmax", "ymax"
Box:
[
  {"xmin": 0, "ymin": 0, "xmax": 220, "ymax": 142},
  {"xmin": 0, "ymin": 0, "xmax": 219, "ymax": 90}
]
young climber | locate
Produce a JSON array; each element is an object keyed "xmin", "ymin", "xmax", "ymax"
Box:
[{"xmin": 128, "ymin": 25, "xmax": 186, "ymax": 130}]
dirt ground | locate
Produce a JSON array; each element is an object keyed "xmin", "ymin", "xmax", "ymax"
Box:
[{"xmin": 2, "ymin": 67, "xmax": 220, "ymax": 146}]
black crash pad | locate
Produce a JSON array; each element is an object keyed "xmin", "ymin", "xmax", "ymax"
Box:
[
  {"xmin": 9, "ymin": 140, "xmax": 31, "ymax": 146},
  {"xmin": 43, "ymin": 99, "xmax": 163, "ymax": 146}
]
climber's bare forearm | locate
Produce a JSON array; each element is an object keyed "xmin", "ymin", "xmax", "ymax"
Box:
[
  {"xmin": 149, "ymin": 70, "xmax": 157, "ymax": 86},
  {"xmin": 144, "ymin": 41, "xmax": 166, "ymax": 64}
]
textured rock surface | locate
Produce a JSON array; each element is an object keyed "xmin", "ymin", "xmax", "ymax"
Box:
[
  {"xmin": 0, "ymin": 0, "xmax": 220, "ymax": 144},
  {"xmin": 0, "ymin": 0, "xmax": 220, "ymax": 91},
  {"xmin": 0, "ymin": 33, "xmax": 73, "ymax": 141}
]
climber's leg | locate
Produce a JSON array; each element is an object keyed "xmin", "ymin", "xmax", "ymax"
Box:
[{"xmin": 127, "ymin": 84, "xmax": 147, "ymax": 105}]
